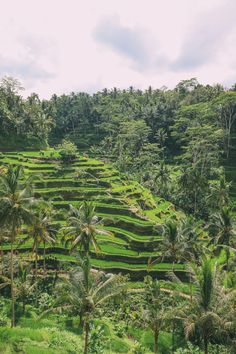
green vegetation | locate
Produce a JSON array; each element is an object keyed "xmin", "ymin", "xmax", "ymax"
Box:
[{"xmin": 0, "ymin": 77, "xmax": 235, "ymax": 353}]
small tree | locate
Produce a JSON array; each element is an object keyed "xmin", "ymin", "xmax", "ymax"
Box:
[{"xmin": 57, "ymin": 139, "xmax": 78, "ymax": 163}]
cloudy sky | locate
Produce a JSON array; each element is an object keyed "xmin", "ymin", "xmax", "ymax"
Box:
[{"xmin": 1, "ymin": 0, "xmax": 236, "ymax": 98}]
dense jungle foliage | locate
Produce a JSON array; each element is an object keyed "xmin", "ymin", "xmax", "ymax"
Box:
[{"xmin": 0, "ymin": 76, "xmax": 235, "ymax": 353}]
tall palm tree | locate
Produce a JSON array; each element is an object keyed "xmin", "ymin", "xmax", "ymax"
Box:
[
  {"xmin": 62, "ymin": 202, "xmax": 112, "ymax": 256},
  {"xmin": 179, "ymin": 216, "xmax": 204, "ymax": 262},
  {"xmin": 206, "ymin": 174, "xmax": 230, "ymax": 211},
  {"xmin": 181, "ymin": 258, "xmax": 226, "ymax": 354},
  {"xmin": 51, "ymin": 256, "xmax": 126, "ymax": 354},
  {"xmin": 24, "ymin": 209, "xmax": 57, "ymax": 277},
  {"xmin": 210, "ymin": 207, "xmax": 236, "ymax": 270},
  {"xmin": 0, "ymin": 165, "xmax": 35, "ymax": 327},
  {"xmin": 159, "ymin": 221, "xmax": 187, "ymax": 271},
  {"xmin": 15, "ymin": 263, "xmax": 37, "ymax": 314},
  {"xmin": 154, "ymin": 160, "xmax": 170, "ymax": 197},
  {"xmin": 143, "ymin": 276, "xmax": 168, "ymax": 353}
]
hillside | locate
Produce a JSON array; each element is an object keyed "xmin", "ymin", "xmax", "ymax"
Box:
[{"xmin": 0, "ymin": 149, "xmax": 185, "ymax": 279}]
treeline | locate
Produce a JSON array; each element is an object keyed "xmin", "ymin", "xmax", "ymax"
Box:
[
  {"xmin": 0, "ymin": 77, "xmax": 53, "ymax": 149},
  {"xmin": 1, "ymin": 76, "xmax": 236, "ymax": 154}
]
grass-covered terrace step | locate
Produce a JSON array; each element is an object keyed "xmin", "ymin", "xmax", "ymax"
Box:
[
  {"xmin": 52, "ymin": 215, "xmax": 156, "ymax": 235},
  {"xmin": 34, "ymin": 186, "xmax": 109, "ymax": 199},
  {"xmin": 52, "ymin": 196, "xmax": 124, "ymax": 206},
  {"xmin": 0, "ymin": 157, "xmax": 56, "ymax": 169},
  {"xmin": 1, "ymin": 242, "xmax": 158, "ymax": 264},
  {"xmin": 52, "ymin": 200, "xmax": 143, "ymax": 218},
  {"xmin": 42, "ymin": 254, "xmax": 186, "ymax": 280},
  {"xmin": 106, "ymin": 227, "xmax": 162, "ymax": 247},
  {"xmin": 34, "ymin": 179, "xmax": 109, "ymax": 189}
]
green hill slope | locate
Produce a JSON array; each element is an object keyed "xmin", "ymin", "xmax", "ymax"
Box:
[{"xmin": 0, "ymin": 150, "xmax": 184, "ymax": 278}]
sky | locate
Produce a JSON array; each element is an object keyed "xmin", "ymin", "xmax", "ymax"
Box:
[{"xmin": 1, "ymin": 0, "xmax": 236, "ymax": 98}]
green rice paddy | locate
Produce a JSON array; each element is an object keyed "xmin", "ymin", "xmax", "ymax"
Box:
[{"xmin": 0, "ymin": 149, "xmax": 181, "ymax": 278}]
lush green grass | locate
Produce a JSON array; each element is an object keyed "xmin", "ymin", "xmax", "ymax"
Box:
[
  {"xmin": 0, "ymin": 326, "xmax": 83, "ymax": 353},
  {"xmin": 0, "ymin": 313, "xmax": 174, "ymax": 353}
]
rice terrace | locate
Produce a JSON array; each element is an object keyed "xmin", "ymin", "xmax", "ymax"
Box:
[
  {"xmin": 0, "ymin": 1, "xmax": 236, "ymax": 353},
  {"xmin": 0, "ymin": 149, "xmax": 185, "ymax": 278}
]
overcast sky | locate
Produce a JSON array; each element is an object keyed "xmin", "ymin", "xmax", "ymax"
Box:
[{"xmin": 1, "ymin": 0, "xmax": 236, "ymax": 98}]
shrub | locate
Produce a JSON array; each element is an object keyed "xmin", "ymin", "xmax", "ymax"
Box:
[
  {"xmin": 57, "ymin": 139, "xmax": 78, "ymax": 163},
  {"xmin": 128, "ymin": 341, "xmax": 146, "ymax": 354},
  {"xmin": 48, "ymin": 328, "xmax": 82, "ymax": 353},
  {"xmin": 88, "ymin": 324, "xmax": 105, "ymax": 354},
  {"xmin": 174, "ymin": 342, "xmax": 201, "ymax": 353},
  {"xmin": 110, "ymin": 336, "xmax": 131, "ymax": 353},
  {"xmin": 38, "ymin": 293, "xmax": 53, "ymax": 311}
]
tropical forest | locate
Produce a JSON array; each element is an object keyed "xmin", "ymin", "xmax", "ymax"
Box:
[{"xmin": 0, "ymin": 75, "xmax": 235, "ymax": 354}]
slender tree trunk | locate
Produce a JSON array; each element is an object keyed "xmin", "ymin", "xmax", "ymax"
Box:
[
  {"xmin": 79, "ymin": 310, "xmax": 84, "ymax": 327},
  {"xmin": 154, "ymin": 327, "xmax": 159, "ymax": 353},
  {"xmin": 10, "ymin": 239, "xmax": 15, "ymax": 327},
  {"xmin": 35, "ymin": 245, "xmax": 38, "ymax": 306},
  {"xmin": 194, "ymin": 188, "xmax": 197, "ymax": 215},
  {"xmin": 83, "ymin": 316, "xmax": 90, "ymax": 354},
  {"xmin": 1, "ymin": 237, "xmax": 3, "ymax": 275},
  {"xmin": 172, "ymin": 260, "xmax": 175, "ymax": 272},
  {"xmin": 171, "ymin": 321, "xmax": 175, "ymax": 353},
  {"xmin": 22, "ymin": 300, "xmax": 25, "ymax": 315},
  {"xmin": 35, "ymin": 246, "xmax": 38, "ymax": 281},
  {"xmin": 226, "ymin": 248, "xmax": 230, "ymax": 271},
  {"xmin": 189, "ymin": 271, "xmax": 193, "ymax": 303},
  {"xmin": 43, "ymin": 241, "xmax": 46, "ymax": 274},
  {"xmin": 204, "ymin": 337, "xmax": 208, "ymax": 354}
]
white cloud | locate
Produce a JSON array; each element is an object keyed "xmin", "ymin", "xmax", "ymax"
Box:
[{"xmin": 0, "ymin": 0, "xmax": 235, "ymax": 98}]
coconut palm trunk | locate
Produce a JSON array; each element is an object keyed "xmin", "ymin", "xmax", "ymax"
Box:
[
  {"xmin": 35, "ymin": 243, "xmax": 38, "ymax": 280},
  {"xmin": 225, "ymin": 247, "xmax": 230, "ymax": 271},
  {"xmin": 43, "ymin": 240, "xmax": 46, "ymax": 274},
  {"xmin": 83, "ymin": 315, "xmax": 90, "ymax": 354},
  {"xmin": 1, "ymin": 235, "xmax": 3, "ymax": 275},
  {"xmin": 154, "ymin": 326, "xmax": 159, "ymax": 353},
  {"xmin": 171, "ymin": 320, "xmax": 175, "ymax": 353},
  {"xmin": 10, "ymin": 238, "xmax": 15, "ymax": 327},
  {"xmin": 10, "ymin": 227, "xmax": 16, "ymax": 327},
  {"xmin": 203, "ymin": 336, "xmax": 208, "ymax": 354},
  {"xmin": 34, "ymin": 241, "xmax": 39, "ymax": 306}
]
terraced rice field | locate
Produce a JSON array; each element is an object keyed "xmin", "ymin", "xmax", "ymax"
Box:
[{"xmin": 0, "ymin": 150, "xmax": 184, "ymax": 279}]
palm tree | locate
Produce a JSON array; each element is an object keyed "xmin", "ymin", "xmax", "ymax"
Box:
[
  {"xmin": 159, "ymin": 221, "xmax": 187, "ymax": 271},
  {"xmin": 143, "ymin": 276, "xmax": 168, "ymax": 353},
  {"xmin": 179, "ymin": 216, "xmax": 204, "ymax": 262},
  {"xmin": 0, "ymin": 165, "xmax": 35, "ymax": 327},
  {"xmin": 181, "ymin": 258, "xmax": 226, "ymax": 354},
  {"xmin": 23, "ymin": 209, "xmax": 57, "ymax": 277},
  {"xmin": 210, "ymin": 207, "xmax": 236, "ymax": 270},
  {"xmin": 153, "ymin": 160, "xmax": 170, "ymax": 198},
  {"xmin": 62, "ymin": 202, "xmax": 112, "ymax": 256},
  {"xmin": 206, "ymin": 174, "xmax": 230, "ymax": 211},
  {"xmin": 15, "ymin": 263, "xmax": 37, "ymax": 314},
  {"xmin": 50, "ymin": 256, "xmax": 126, "ymax": 354}
]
